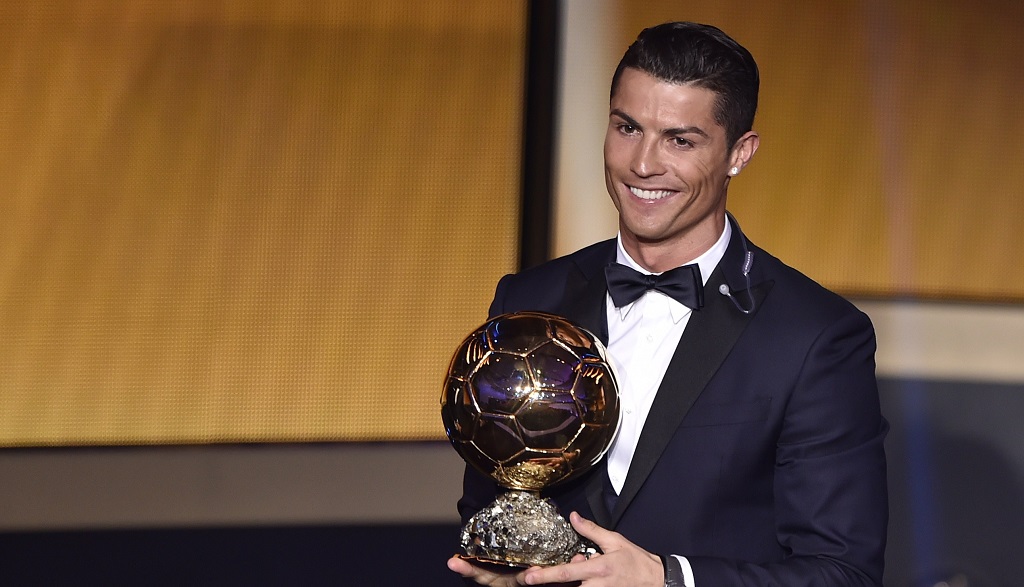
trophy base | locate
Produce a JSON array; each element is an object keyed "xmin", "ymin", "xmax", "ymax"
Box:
[
  {"xmin": 456, "ymin": 554, "xmax": 530, "ymax": 570},
  {"xmin": 460, "ymin": 490, "xmax": 598, "ymax": 568}
]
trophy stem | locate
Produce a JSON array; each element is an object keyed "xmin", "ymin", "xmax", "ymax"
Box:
[{"xmin": 460, "ymin": 489, "xmax": 595, "ymax": 568}]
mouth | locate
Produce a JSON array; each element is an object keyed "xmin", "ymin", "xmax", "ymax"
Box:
[{"xmin": 628, "ymin": 185, "xmax": 675, "ymax": 201}]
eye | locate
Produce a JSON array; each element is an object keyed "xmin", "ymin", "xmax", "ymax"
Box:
[
  {"xmin": 671, "ymin": 137, "xmax": 693, "ymax": 148},
  {"xmin": 617, "ymin": 123, "xmax": 639, "ymax": 136}
]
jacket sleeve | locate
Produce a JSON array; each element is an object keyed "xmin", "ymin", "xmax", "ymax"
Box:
[{"xmin": 687, "ymin": 310, "xmax": 888, "ymax": 586}]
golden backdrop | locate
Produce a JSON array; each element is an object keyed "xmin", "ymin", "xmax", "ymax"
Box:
[
  {"xmin": 0, "ymin": 1, "xmax": 524, "ymax": 445},
  {"xmin": 4, "ymin": 1, "xmax": 1024, "ymax": 446},
  {"xmin": 616, "ymin": 0, "xmax": 1024, "ymax": 301}
]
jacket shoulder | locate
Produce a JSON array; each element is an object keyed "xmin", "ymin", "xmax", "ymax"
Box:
[
  {"xmin": 517, "ymin": 239, "xmax": 614, "ymax": 281},
  {"xmin": 489, "ymin": 239, "xmax": 614, "ymax": 317},
  {"xmin": 751, "ymin": 243, "xmax": 868, "ymax": 327}
]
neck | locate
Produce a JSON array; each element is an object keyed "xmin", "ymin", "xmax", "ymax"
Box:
[{"xmin": 621, "ymin": 219, "xmax": 726, "ymax": 273}]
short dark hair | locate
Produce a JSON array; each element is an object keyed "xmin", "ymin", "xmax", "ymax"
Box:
[{"xmin": 610, "ymin": 22, "xmax": 759, "ymax": 147}]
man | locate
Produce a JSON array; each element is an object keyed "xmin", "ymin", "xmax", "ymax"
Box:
[{"xmin": 448, "ymin": 21, "xmax": 887, "ymax": 586}]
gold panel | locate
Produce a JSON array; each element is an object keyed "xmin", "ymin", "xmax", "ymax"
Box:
[
  {"xmin": 615, "ymin": 1, "xmax": 1024, "ymax": 301},
  {"xmin": 0, "ymin": 1, "xmax": 525, "ymax": 445}
]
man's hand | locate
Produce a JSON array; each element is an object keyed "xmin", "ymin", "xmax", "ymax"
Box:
[
  {"xmin": 519, "ymin": 512, "xmax": 665, "ymax": 586},
  {"xmin": 446, "ymin": 555, "xmax": 533, "ymax": 586},
  {"xmin": 449, "ymin": 512, "xmax": 666, "ymax": 586}
]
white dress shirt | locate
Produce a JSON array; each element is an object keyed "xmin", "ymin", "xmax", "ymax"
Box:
[{"xmin": 604, "ymin": 221, "xmax": 732, "ymax": 587}]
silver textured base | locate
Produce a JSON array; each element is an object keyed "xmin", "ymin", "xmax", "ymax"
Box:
[{"xmin": 460, "ymin": 490, "xmax": 597, "ymax": 568}]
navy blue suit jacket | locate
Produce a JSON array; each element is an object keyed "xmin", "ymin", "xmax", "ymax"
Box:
[{"xmin": 458, "ymin": 218, "xmax": 888, "ymax": 585}]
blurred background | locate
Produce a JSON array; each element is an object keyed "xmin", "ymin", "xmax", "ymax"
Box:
[{"xmin": 1, "ymin": 0, "xmax": 1023, "ymax": 584}]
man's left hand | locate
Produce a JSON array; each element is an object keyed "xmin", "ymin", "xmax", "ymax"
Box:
[{"xmin": 520, "ymin": 512, "xmax": 665, "ymax": 586}]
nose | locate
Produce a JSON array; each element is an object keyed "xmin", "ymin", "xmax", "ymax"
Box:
[{"xmin": 629, "ymin": 139, "xmax": 665, "ymax": 177}]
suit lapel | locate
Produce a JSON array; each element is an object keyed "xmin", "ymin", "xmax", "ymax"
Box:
[
  {"xmin": 608, "ymin": 226, "xmax": 773, "ymax": 527},
  {"xmin": 558, "ymin": 243, "xmax": 614, "ymax": 345}
]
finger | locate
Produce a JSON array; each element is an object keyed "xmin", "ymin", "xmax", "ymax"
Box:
[
  {"xmin": 568, "ymin": 511, "xmax": 619, "ymax": 548},
  {"xmin": 521, "ymin": 561, "xmax": 584, "ymax": 586},
  {"xmin": 448, "ymin": 555, "xmax": 529, "ymax": 586},
  {"xmin": 447, "ymin": 556, "xmax": 500, "ymax": 582},
  {"xmin": 448, "ymin": 555, "xmax": 487, "ymax": 578}
]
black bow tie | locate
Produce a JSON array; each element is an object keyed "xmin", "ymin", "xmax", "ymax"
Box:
[{"xmin": 604, "ymin": 262, "xmax": 704, "ymax": 309}]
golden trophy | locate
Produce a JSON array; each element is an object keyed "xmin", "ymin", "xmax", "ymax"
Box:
[{"xmin": 441, "ymin": 311, "xmax": 620, "ymax": 567}]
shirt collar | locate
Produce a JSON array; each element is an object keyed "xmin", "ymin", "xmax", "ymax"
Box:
[{"xmin": 611, "ymin": 220, "xmax": 732, "ymax": 321}]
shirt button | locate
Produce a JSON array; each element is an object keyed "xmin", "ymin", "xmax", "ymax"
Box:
[
  {"xmin": 625, "ymin": 408, "xmax": 633, "ymax": 415},
  {"xmin": 646, "ymin": 334, "xmax": 654, "ymax": 343}
]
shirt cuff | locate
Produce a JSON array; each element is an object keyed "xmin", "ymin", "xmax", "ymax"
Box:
[{"xmin": 671, "ymin": 555, "xmax": 695, "ymax": 587}]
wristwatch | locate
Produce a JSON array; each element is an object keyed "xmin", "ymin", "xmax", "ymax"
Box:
[{"xmin": 661, "ymin": 555, "xmax": 687, "ymax": 587}]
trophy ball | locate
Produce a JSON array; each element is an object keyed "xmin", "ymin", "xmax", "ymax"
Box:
[{"xmin": 441, "ymin": 311, "xmax": 620, "ymax": 491}]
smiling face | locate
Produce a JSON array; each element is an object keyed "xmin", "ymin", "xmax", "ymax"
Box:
[{"xmin": 604, "ymin": 67, "xmax": 758, "ymax": 272}]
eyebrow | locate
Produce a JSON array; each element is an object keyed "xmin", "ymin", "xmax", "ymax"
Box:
[{"xmin": 610, "ymin": 109, "xmax": 710, "ymax": 139}]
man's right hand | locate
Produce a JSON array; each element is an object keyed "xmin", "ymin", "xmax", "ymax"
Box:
[{"xmin": 446, "ymin": 555, "xmax": 531, "ymax": 586}]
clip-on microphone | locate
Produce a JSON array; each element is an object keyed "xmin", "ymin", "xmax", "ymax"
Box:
[{"xmin": 718, "ymin": 212, "xmax": 756, "ymax": 314}]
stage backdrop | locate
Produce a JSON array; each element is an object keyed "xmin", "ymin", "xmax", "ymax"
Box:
[
  {"xmin": 0, "ymin": 1, "xmax": 525, "ymax": 445},
  {"xmin": 4, "ymin": 0, "xmax": 1024, "ymax": 447},
  {"xmin": 579, "ymin": 0, "xmax": 1024, "ymax": 301}
]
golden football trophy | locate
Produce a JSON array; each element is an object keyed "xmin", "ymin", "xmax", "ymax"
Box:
[{"xmin": 441, "ymin": 311, "xmax": 620, "ymax": 567}]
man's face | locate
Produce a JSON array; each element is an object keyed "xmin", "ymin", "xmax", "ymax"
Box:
[{"xmin": 604, "ymin": 68, "xmax": 753, "ymax": 269}]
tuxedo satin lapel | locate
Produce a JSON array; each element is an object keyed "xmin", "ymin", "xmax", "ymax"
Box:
[
  {"xmin": 559, "ymin": 249, "xmax": 613, "ymax": 346},
  {"xmin": 583, "ymin": 461, "xmax": 614, "ymax": 529},
  {"xmin": 609, "ymin": 268, "xmax": 773, "ymax": 527}
]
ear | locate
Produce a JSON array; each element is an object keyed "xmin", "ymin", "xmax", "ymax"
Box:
[{"xmin": 727, "ymin": 131, "xmax": 760, "ymax": 176}]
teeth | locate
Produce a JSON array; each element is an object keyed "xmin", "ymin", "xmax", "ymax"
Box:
[{"xmin": 629, "ymin": 186, "xmax": 672, "ymax": 200}]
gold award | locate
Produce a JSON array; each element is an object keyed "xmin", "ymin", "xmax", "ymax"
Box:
[{"xmin": 441, "ymin": 311, "xmax": 621, "ymax": 567}]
